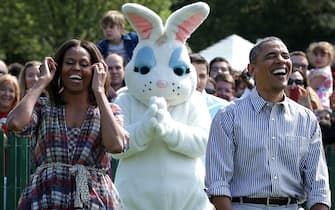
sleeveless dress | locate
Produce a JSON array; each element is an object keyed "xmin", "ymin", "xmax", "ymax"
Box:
[
  {"xmin": 309, "ymin": 66, "xmax": 333, "ymax": 109},
  {"xmin": 16, "ymin": 97, "xmax": 124, "ymax": 210}
]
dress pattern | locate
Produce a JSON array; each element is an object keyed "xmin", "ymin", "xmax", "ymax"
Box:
[
  {"xmin": 17, "ymin": 97, "xmax": 123, "ymax": 210},
  {"xmin": 309, "ymin": 66, "xmax": 333, "ymax": 109}
]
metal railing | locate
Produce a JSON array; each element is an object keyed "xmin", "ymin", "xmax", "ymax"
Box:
[
  {"xmin": 0, "ymin": 130, "xmax": 31, "ymax": 210},
  {"xmin": 0, "ymin": 129, "xmax": 334, "ymax": 210}
]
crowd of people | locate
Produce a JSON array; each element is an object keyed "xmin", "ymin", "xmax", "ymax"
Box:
[{"xmin": 0, "ymin": 7, "xmax": 334, "ymax": 210}]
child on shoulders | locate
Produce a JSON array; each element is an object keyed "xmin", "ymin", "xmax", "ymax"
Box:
[{"xmin": 97, "ymin": 10, "xmax": 138, "ymax": 63}]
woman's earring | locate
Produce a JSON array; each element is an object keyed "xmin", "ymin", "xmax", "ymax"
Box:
[{"xmin": 58, "ymin": 77, "xmax": 64, "ymax": 94}]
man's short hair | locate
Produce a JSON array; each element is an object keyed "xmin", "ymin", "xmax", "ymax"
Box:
[
  {"xmin": 190, "ymin": 53, "xmax": 209, "ymax": 73},
  {"xmin": 209, "ymin": 57, "xmax": 231, "ymax": 71},
  {"xmin": 249, "ymin": 36, "xmax": 283, "ymax": 64},
  {"xmin": 106, "ymin": 53, "xmax": 126, "ymax": 67},
  {"xmin": 289, "ymin": 51, "xmax": 307, "ymax": 58}
]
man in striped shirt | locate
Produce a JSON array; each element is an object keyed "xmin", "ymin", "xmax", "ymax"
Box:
[{"xmin": 205, "ymin": 36, "xmax": 331, "ymax": 210}]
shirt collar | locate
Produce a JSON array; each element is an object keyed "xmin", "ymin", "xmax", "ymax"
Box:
[
  {"xmin": 250, "ymin": 88, "xmax": 289, "ymax": 113},
  {"xmin": 121, "ymin": 33, "xmax": 131, "ymax": 40}
]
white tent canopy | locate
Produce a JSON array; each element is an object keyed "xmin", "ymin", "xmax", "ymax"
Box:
[{"xmin": 199, "ymin": 34, "xmax": 254, "ymax": 71}]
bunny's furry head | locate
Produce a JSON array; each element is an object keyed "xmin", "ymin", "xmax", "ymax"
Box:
[{"xmin": 122, "ymin": 2, "xmax": 209, "ymax": 106}]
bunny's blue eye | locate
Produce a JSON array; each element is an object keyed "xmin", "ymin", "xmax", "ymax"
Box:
[
  {"xmin": 134, "ymin": 66, "xmax": 151, "ymax": 74},
  {"xmin": 169, "ymin": 47, "xmax": 190, "ymax": 77},
  {"xmin": 173, "ymin": 65, "xmax": 190, "ymax": 76},
  {"xmin": 134, "ymin": 47, "xmax": 156, "ymax": 75}
]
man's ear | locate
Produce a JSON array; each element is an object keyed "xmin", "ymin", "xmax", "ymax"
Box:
[{"xmin": 247, "ymin": 63, "xmax": 255, "ymax": 77}]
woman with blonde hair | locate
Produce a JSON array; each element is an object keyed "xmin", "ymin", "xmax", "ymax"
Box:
[
  {"xmin": 0, "ymin": 74, "xmax": 20, "ymax": 134},
  {"xmin": 18, "ymin": 61, "xmax": 42, "ymax": 98}
]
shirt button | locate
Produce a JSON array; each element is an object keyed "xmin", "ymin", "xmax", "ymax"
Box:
[
  {"xmin": 271, "ymin": 156, "xmax": 275, "ymax": 160},
  {"xmin": 272, "ymin": 136, "xmax": 275, "ymax": 140},
  {"xmin": 271, "ymin": 118, "xmax": 275, "ymax": 121},
  {"xmin": 274, "ymin": 176, "xmax": 278, "ymax": 180}
]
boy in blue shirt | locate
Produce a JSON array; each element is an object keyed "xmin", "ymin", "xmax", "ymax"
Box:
[{"xmin": 97, "ymin": 10, "xmax": 138, "ymax": 63}]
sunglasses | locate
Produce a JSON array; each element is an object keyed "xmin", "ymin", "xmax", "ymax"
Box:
[{"xmin": 288, "ymin": 78, "xmax": 304, "ymax": 85}]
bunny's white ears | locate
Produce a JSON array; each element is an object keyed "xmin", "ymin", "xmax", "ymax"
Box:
[{"xmin": 122, "ymin": 2, "xmax": 210, "ymax": 44}]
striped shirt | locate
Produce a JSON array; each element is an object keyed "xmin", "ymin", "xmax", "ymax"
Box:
[{"xmin": 205, "ymin": 88, "xmax": 331, "ymax": 209}]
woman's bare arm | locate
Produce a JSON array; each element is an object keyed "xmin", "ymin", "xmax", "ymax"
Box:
[
  {"xmin": 92, "ymin": 61, "xmax": 127, "ymax": 153},
  {"xmin": 7, "ymin": 58, "xmax": 56, "ymax": 131}
]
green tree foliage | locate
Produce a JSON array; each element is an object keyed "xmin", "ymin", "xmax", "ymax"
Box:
[
  {"xmin": 0, "ymin": 0, "xmax": 171, "ymax": 64},
  {"xmin": 171, "ymin": 0, "xmax": 335, "ymax": 53},
  {"xmin": 3, "ymin": 0, "xmax": 334, "ymax": 64}
]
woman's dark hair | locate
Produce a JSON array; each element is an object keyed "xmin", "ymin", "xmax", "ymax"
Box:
[{"xmin": 47, "ymin": 39, "xmax": 110, "ymax": 105}]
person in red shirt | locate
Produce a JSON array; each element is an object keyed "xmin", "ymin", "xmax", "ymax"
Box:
[{"xmin": 0, "ymin": 74, "xmax": 20, "ymax": 134}]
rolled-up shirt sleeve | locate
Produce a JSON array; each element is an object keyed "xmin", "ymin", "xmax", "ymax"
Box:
[
  {"xmin": 205, "ymin": 106, "xmax": 235, "ymax": 198},
  {"xmin": 305, "ymin": 122, "xmax": 331, "ymax": 209}
]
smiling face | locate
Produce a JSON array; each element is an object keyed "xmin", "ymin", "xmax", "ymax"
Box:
[
  {"xmin": 209, "ymin": 61, "xmax": 230, "ymax": 79},
  {"xmin": 61, "ymin": 46, "xmax": 92, "ymax": 95},
  {"xmin": 25, "ymin": 65, "xmax": 40, "ymax": 90},
  {"xmin": 288, "ymin": 71, "xmax": 304, "ymax": 87},
  {"xmin": 216, "ymin": 80, "xmax": 234, "ymax": 101},
  {"xmin": 248, "ymin": 39, "xmax": 292, "ymax": 101},
  {"xmin": 0, "ymin": 82, "xmax": 16, "ymax": 112},
  {"xmin": 105, "ymin": 53, "xmax": 125, "ymax": 90}
]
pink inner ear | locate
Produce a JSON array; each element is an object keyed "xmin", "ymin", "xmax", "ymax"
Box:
[
  {"xmin": 176, "ymin": 13, "xmax": 205, "ymax": 43},
  {"xmin": 127, "ymin": 13, "xmax": 153, "ymax": 40}
]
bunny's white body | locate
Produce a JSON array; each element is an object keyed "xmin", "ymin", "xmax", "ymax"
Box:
[{"xmin": 113, "ymin": 3, "xmax": 214, "ymax": 209}]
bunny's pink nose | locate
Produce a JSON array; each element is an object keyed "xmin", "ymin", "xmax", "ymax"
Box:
[{"xmin": 156, "ymin": 80, "xmax": 168, "ymax": 88}]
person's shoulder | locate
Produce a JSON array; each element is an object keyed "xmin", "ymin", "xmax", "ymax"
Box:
[
  {"xmin": 286, "ymin": 98, "xmax": 318, "ymax": 119},
  {"xmin": 192, "ymin": 90, "xmax": 206, "ymax": 102},
  {"xmin": 96, "ymin": 39, "xmax": 108, "ymax": 46},
  {"xmin": 128, "ymin": 31, "xmax": 138, "ymax": 39},
  {"xmin": 116, "ymin": 86, "xmax": 128, "ymax": 97},
  {"xmin": 123, "ymin": 32, "xmax": 138, "ymax": 42},
  {"xmin": 207, "ymin": 94, "xmax": 226, "ymax": 103},
  {"xmin": 214, "ymin": 97, "xmax": 243, "ymax": 116},
  {"xmin": 230, "ymin": 95, "xmax": 250, "ymax": 108},
  {"xmin": 206, "ymin": 93, "xmax": 230, "ymax": 106},
  {"xmin": 114, "ymin": 87, "xmax": 134, "ymax": 104}
]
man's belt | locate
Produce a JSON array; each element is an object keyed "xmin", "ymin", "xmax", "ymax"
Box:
[{"xmin": 232, "ymin": 197, "xmax": 298, "ymax": 205}]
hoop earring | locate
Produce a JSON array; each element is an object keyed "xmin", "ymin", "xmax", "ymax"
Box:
[{"xmin": 58, "ymin": 77, "xmax": 64, "ymax": 94}]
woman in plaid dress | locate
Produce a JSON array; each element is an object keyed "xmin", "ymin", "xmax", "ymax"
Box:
[{"xmin": 7, "ymin": 39, "xmax": 128, "ymax": 209}]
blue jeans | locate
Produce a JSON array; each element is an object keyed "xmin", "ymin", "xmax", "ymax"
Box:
[{"xmin": 232, "ymin": 203, "xmax": 300, "ymax": 210}]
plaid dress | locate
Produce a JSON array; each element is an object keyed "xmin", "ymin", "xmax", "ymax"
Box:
[{"xmin": 17, "ymin": 97, "xmax": 124, "ymax": 210}]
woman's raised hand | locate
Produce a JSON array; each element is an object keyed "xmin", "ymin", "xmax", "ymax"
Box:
[
  {"xmin": 92, "ymin": 61, "xmax": 108, "ymax": 94},
  {"xmin": 39, "ymin": 57, "xmax": 57, "ymax": 88}
]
